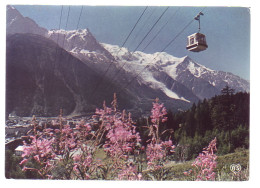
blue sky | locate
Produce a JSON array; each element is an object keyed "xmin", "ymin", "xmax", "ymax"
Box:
[{"xmin": 14, "ymin": 5, "xmax": 250, "ymax": 80}]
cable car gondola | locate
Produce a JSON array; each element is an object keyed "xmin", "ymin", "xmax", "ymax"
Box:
[{"xmin": 186, "ymin": 12, "xmax": 208, "ymax": 52}]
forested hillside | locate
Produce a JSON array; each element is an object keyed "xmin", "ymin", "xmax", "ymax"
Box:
[{"xmin": 136, "ymin": 86, "xmax": 249, "ymax": 161}]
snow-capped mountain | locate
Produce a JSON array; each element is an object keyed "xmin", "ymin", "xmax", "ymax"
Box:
[
  {"xmin": 6, "ymin": 6, "xmax": 250, "ymax": 117},
  {"xmin": 47, "ymin": 29, "xmax": 117, "ymax": 78},
  {"xmin": 47, "ymin": 29, "xmax": 114, "ymax": 61},
  {"xmin": 100, "ymin": 44, "xmax": 191, "ymax": 102},
  {"xmin": 101, "ymin": 43, "xmax": 249, "ymax": 100}
]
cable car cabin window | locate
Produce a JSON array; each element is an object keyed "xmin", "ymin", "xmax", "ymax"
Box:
[
  {"xmin": 196, "ymin": 34, "xmax": 206, "ymax": 44},
  {"xmin": 190, "ymin": 37, "xmax": 195, "ymax": 45}
]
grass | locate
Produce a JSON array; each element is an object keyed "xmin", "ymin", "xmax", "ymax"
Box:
[
  {"xmin": 142, "ymin": 148, "xmax": 249, "ymax": 181},
  {"xmin": 215, "ymin": 148, "xmax": 249, "ymax": 181},
  {"xmin": 216, "ymin": 148, "xmax": 249, "ymax": 173},
  {"xmin": 91, "ymin": 147, "xmax": 249, "ymax": 180}
]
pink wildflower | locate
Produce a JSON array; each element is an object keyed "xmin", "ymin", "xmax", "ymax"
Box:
[
  {"xmin": 150, "ymin": 98, "xmax": 168, "ymax": 124},
  {"xmin": 85, "ymin": 173, "xmax": 90, "ymax": 180},
  {"xmin": 54, "ymin": 129, "xmax": 60, "ymax": 133},
  {"xmin": 33, "ymin": 155, "xmax": 40, "ymax": 163},
  {"xmin": 73, "ymin": 154, "xmax": 81, "ymax": 162},
  {"xmin": 146, "ymin": 98, "xmax": 175, "ymax": 169},
  {"xmin": 192, "ymin": 137, "xmax": 217, "ymax": 181},
  {"xmin": 22, "ymin": 166, "xmax": 28, "ymax": 172},
  {"xmin": 19, "ymin": 159, "xmax": 28, "ymax": 166},
  {"xmin": 118, "ymin": 165, "xmax": 139, "ymax": 180},
  {"xmin": 73, "ymin": 164, "xmax": 79, "ymax": 173}
]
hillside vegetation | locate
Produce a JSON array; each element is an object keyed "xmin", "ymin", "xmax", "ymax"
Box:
[
  {"xmin": 5, "ymin": 87, "xmax": 249, "ymax": 180},
  {"xmin": 143, "ymin": 148, "xmax": 249, "ymax": 181},
  {"xmin": 137, "ymin": 87, "xmax": 249, "ymax": 160}
]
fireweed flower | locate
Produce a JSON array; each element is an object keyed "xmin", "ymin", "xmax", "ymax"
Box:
[
  {"xmin": 22, "ymin": 136, "xmax": 55, "ymax": 159},
  {"xmin": 94, "ymin": 95, "xmax": 142, "ymax": 180},
  {"xmin": 20, "ymin": 135, "xmax": 56, "ymax": 178},
  {"xmin": 103, "ymin": 116, "xmax": 141, "ymax": 156},
  {"xmin": 118, "ymin": 164, "xmax": 141, "ymax": 180},
  {"xmin": 19, "ymin": 158, "xmax": 28, "ymax": 166},
  {"xmin": 146, "ymin": 98, "xmax": 175, "ymax": 170},
  {"xmin": 150, "ymin": 98, "xmax": 168, "ymax": 125},
  {"xmin": 192, "ymin": 137, "xmax": 217, "ymax": 181},
  {"xmin": 18, "ymin": 95, "xmax": 178, "ymax": 180}
]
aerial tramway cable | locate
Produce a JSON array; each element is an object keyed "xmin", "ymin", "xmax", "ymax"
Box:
[
  {"xmin": 60, "ymin": 6, "xmax": 71, "ymax": 53},
  {"xmin": 89, "ymin": 7, "xmax": 170, "ymax": 100},
  {"xmin": 53, "ymin": 5, "xmax": 64, "ymax": 68},
  {"xmin": 68, "ymin": 6, "xmax": 84, "ymax": 51},
  {"xmin": 120, "ymin": 6, "xmax": 148, "ymax": 50},
  {"xmin": 56, "ymin": 6, "xmax": 71, "ymax": 68},
  {"xmin": 132, "ymin": 6, "xmax": 169, "ymax": 52},
  {"xmin": 141, "ymin": 7, "xmax": 181, "ymax": 52},
  {"xmin": 48, "ymin": 5, "xmax": 64, "ymax": 116},
  {"xmin": 101, "ymin": 7, "xmax": 173, "ymax": 94},
  {"xmin": 88, "ymin": 6, "xmax": 149, "ymax": 100},
  {"xmin": 128, "ymin": 7, "xmax": 157, "ymax": 50},
  {"xmin": 106, "ymin": 7, "xmax": 180, "ymax": 89},
  {"xmin": 118, "ymin": 8, "xmax": 206, "ymax": 94}
]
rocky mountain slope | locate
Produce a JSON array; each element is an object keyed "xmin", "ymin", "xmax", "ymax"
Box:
[
  {"xmin": 6, "ymin": 33, "xmax": 136, "ymax": 117},
  {"xmin": 7, "ymin": 5, "xmax": 48, "ymax": 36}
]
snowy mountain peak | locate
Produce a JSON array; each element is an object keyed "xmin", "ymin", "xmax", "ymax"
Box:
[
  {"xmin": 47, "ymin": 28, "xmax": 114, "ymax": 60},
  {"xmin": 101, "ymin": 43, "xmax": 185, "ymax": 66},
  {"xmin": 48, "ymin": 28, "xmax": 91, "ymax": 41},
  {"xmin": 101, "ymin": 42, "xmax": 249, "ymax": 100}
]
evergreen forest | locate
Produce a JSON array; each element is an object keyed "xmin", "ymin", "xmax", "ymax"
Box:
[{"xmin": 136, "ymin": 86, "xmax": 249, "ymax": 161}]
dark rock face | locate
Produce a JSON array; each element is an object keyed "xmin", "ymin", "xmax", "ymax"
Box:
[{"xmin": 6, "ymin": 33, "xmax": 136, "ymax": 117}]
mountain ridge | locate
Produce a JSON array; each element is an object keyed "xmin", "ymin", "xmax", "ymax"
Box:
[{"xmin": 101, "ymin": 43, "xmax": 249, "ymax": 99}]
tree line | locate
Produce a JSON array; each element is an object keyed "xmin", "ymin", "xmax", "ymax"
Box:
[{"xmin": 136, "ymin": 86, "xmax": 249, "ymax": 161}]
